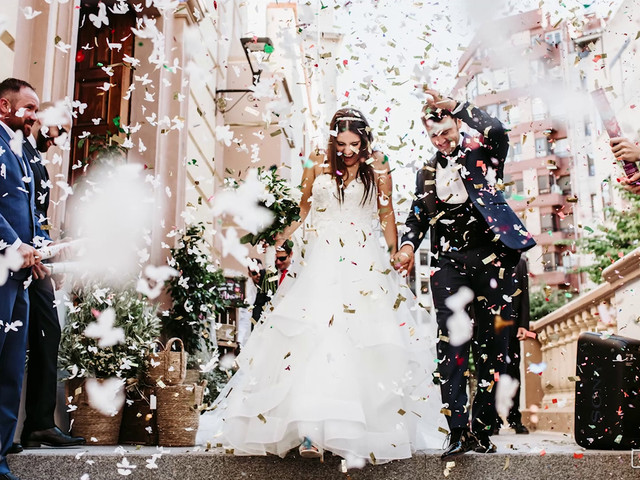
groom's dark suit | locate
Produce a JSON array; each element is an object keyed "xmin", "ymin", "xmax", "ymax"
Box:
[
  {"xmin": 20, "ymin": 139, "xmax": 62, "ymax": 440},
  {"xmin": 402, "ymin": 102, "xmax": 536, "ymax": 439},
  {"xmin": 0, "ymin": 125, "xmax": 48, "ymax": 474}
]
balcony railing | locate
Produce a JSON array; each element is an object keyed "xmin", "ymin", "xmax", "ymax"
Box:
[{"xmin": 524, "ymin": 247, "xmax": 640, "ymax": 433}]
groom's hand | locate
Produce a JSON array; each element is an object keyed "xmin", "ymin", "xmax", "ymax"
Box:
[{"xmin": 392, "ymin": 245, "xmax": 414, "ymax": 275}]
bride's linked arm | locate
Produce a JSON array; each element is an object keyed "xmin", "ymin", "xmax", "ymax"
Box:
[
  {"xmin": 276, "ymin": 153, "xmax": 324, "ymax": 246},
  {"xmin": 373, "ymin": 151, "xmax": 398, "ymax": 256}
]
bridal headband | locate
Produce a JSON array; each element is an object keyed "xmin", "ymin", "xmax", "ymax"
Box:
[{"xmin": 335, "ymin": 116, "xmax": 365, "ymax": 122}]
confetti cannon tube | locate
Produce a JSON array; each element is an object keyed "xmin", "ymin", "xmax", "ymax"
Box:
[
  {"xmin": 37, "ymin": 239, "xmax": 83, "ymax": 260},
  {"xmin": 44, "ymin": 262, "xmax": 83, "ymax": 275}
]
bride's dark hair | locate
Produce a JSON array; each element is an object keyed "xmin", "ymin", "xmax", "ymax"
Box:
[{"xmin": 327, "ymin": 108, "xmax": 375, "ymax": 204}]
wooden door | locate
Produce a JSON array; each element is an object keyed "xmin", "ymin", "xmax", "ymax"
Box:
[{"xmin": 70, "ymin": 4, "xmax": 135, "ymax": 185}]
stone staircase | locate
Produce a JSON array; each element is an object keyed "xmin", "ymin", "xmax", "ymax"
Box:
[{"xmin": 7, "ymin": 432, "xmax": 638, "ymax": 480}]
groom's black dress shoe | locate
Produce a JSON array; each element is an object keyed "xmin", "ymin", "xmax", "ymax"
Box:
[
  {"xmin": 441, "ymin": 429, "xmax": 478, "ymax": 460},
  {"xmin": 0, "ymin": 472, "xmax": 22, "ymax": 480},
  {"xmin": 473, "ymin": 433, "xmax": 497, "ymax": 453},
  {"xmin": 7, "ymin": 443, "xmax": 23, "ymax": 454},
  {"xmin": 22, "ymin": 426, "xmax": 86, "ymax": 448},
  {"xmin": 511, "ymin": 422, "xmax": 530, "ymax": 434}
]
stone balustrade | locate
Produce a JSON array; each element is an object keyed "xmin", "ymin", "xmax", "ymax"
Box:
[{"xmin": 524, "ymin": 247, "xmax": 640, "ymax": 433}]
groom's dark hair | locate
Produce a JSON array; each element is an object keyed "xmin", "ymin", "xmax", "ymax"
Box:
[{"xmin": 421, "ymin": 103, "xmax": 454, "ymax": 126}]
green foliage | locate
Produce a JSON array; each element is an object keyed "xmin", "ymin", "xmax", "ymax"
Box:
[
  {"xmin": 58, "ymin": 283, "xmax": 160, "ymax": 379},
  {"xmin": 530, "ymin": 287, "xmax": 572, "ymax": 322},
  {"xmin": 559, "ymin": 188, "xmax": 640, "ymax": 283},
  {"xmin": 200, "ymin": 366, "xmax": 234, "ymax": 410},
  {"xmin": 164, "ymin": 224, "xmax": 230, "ymax": 355},
  {"xmin": 239, "ymin": 167, "xmax": 301, "ymax": 246}
]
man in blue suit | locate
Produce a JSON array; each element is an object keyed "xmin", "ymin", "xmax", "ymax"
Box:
[
  {"xmin": 392, "ymin": 89, "xmax": 536, "ymax": 459},
  {"xmin": 0, "ymin": 77, "xmax": 50, "ymax": 480}
]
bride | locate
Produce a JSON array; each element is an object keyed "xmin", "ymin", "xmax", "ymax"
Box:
[{"xmin": 198, "ymin": 108, "xmax": 444, "ymax": 463}]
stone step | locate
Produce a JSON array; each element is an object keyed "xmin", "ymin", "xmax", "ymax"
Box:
[{"xmin": 7, "ymin": 432, "xmax": 639, "ymax": 480}]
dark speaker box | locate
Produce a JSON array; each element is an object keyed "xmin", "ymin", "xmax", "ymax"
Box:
[{"xmin": 575, "ymin": 332, "xmax": 640, "ymax": 449}]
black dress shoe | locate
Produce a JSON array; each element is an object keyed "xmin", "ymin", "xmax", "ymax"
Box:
[
  {"xmin": 7, "ymin": 443, "xmax": 23, "ymax": 454},
  {"xmin": 441, "ymin": 430, "xmax": 478, "ymax": 460},
  {"xmin": 22, "ymin": 426, "xmax": 86, "ymax": 448},
  {"xmin": 0, "ymin": 472, "xmax": 22, "ymax": 480},
  {"xmin": 511, "ymin": 422, "xmax": 530, "ymax": 434},
  {"xmin": 473, "ymin": 434, "xmax": 497, "ymax": 453}
]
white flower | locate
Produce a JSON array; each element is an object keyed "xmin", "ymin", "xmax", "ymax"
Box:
[
  {"xmin": 215, "ymin": 125, "xmax": 234, "ymax": 146},
  {"xmin": 0, "ymin": 244, "xmax": 24, "ymax": 286},
  {"xmin": 84, "ymin": 308, "xmax": 125, "ymax": 347},
  {"xmin": 220, "ymin": 227, "xmax": 249, "ymax": 265},
  {"xmin": 116, "ymin": 456, "xmax": 136, "ymax": 476},
  {"xmin": 85, "ymin": 377, "xmax": 125, "ymax": 416}
]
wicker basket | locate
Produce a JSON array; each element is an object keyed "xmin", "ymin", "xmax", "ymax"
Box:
[
  {"xmin": 156, "ymin": 382, "xmax": 205, "ymax": 447},
  {"xmin": 66, "ymin": 378, "xmax": 125, "ymax": 445},
  {"xmin": 119, "ymin": 386, "xmax": 158, "ymax": 445},
  {"xmin": 146, "ymin": 338, "xmax": 187, "ymax": 386}
]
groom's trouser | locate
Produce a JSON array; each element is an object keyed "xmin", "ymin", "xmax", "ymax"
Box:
[
  {"xmin": 431, "ymin": 246, "xmax": 519, "ymax": 435},
  {"xmin": 0, "ymin": 275, "xmax": 30, "ymax": 474}
]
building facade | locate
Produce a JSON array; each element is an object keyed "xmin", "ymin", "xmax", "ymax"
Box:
[{"xmin": 451, "ymin": 7, "xmax": 632, "ymax": 295}]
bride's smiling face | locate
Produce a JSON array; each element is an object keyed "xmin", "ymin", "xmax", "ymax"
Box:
[{"xmin": 336, "ymin": 130, "xmax": 362, "ymax": 166}]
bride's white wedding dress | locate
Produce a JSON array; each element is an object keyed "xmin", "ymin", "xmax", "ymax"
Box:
[{"xmin": 198, "ymin": 174, "xmax": 444, "ymax": 462}]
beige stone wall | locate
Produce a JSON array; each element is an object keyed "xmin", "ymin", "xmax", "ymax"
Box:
[{"xmin": 0, "ymin": 0, "xmax": 20, "ymax": 81}]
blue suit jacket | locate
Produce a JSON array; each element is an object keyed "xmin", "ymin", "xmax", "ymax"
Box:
[
  {"xmin": 0, "ymin": 127, "xmax": 49, "ymax": 251},
  {"xmin": 402, "ymin": 102, "xmax": 536, "ymax": 253}
]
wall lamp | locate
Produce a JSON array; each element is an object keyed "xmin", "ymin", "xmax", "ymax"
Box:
[{"xmin": 215, "ymin": 37, "xmax": 274, "ymax": 115}]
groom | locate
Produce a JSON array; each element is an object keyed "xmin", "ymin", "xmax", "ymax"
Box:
[{"xmin": 393, "ymin": 89, "xmax": 536, "ymax": 459}]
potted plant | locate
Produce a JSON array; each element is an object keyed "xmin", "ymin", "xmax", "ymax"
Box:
[
  {"xmin": 58, "ymin": 282, "xmax": 160, "ymax": 444},
  {"xmin": 163, "ymin": 223, "xmax": 231, "ymax": 368}
]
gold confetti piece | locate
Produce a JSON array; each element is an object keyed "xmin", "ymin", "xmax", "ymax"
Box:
[
  {"xmin": 339, "ymin": 238, "xmax": 344, "ymax": 247},
  {"xmin": 439, "ymin": 334, "xmax": 450, "ymax": 343},
  {"xmin": 440, "ymin": 408, "xmax": 452, "ymax": 416},
  {"xmin": 270, "ymin": 129, "xmax": 282, "ymax": 137},
  {"xmin": 429, "ymin": 211, "xmax": 446, "ymax": 225},
  {"xmin": 487, "ymin": 380, "xmax": 495, "ymax": 393},
  {"xmin": 397, "ymin": 409, "xmax": 406, "ymax": 416},
  {"xmin": 482, "ymin": 253, "xmax": 497, "ymax": 264},
  {"xmin": 328, "ymin": 315, "xmax": 334, "ymax": 327},
  {"xmin": 513, "ymin": 288, "xmax": 522, "ymax": 297},
  {"xmin": 343, "ymin": 306, "xmax": 355, "ymax": 314},
  {"xmin": 636, "ymin": 31, "xmax": 640, "ymax": 40},
  {"xmin": 568, "ymin": 376, "xmax": 581, "ymax": 382},
  {"xmin": 504, "ymin": 457, "xmax": 510, "ymax": 470},
  {"xmin": 495, "ymin": 315, "xmax": 513, "ymax": 333},
  {"xmin": 257, "ymin": 414, "xmax": 267, "ymax": 424},
  {"xmin": 284, "ymin": 352, "xmax": 291, "ymax": 360},
  {"xmin": 393, "ymin": 294, "xmax": 407, "ymax": 310},
  {"xmin": 499, "ymin": 268, "xmax": 505, "ymax": 279},
  {"xmin": 463, "ymin": 369, "xmax": 471, "ymax": 377},
  {"xmin": 156, "ymin": 380, "xmax": 166, "ymax": 388},
  {"xmin": 319, "ymin": 52, "xmax": 331, "ymax": 59},
  {"xmin": 438, "ymin": 426, "xmax": 450, "ymax": 435},
  {"xmin": 370, "ymin": 452, "xmax": 377, "ymax": 464}
]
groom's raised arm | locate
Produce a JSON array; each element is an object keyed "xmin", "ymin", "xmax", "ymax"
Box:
[{"xmin": 452, "ymin": 101, "xmax": 510, "ymax": 164}]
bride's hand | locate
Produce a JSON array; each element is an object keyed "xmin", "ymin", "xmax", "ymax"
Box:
[{"xmin": 391, "ymin": 246, "xmax": 414, "ymax": 275}]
